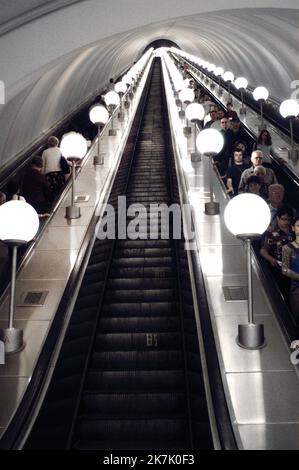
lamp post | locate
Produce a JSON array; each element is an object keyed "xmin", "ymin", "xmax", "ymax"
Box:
[
  {"xmin": 104, "ymin": 91, "xmax": 120, "ymax": 136},
  {"xmin": 61, "ymin": 132, "xmax": 88, "ymax": 219},
  {"xmin": 253, "ymin": 87, "xmax": 269, "ymax": 130},
  {"xmin": 114, "ymin": 81, "xmax": 127, "ymax": 122},
  {"xmin": 178, "ymin": 88, "xmax": 195, "ymax": 119},
  {"xmin": 0, "ymin": 201, "xmax": 39, "ymax": 354},
  {"xmin": 222, "ymin": 71, "xmax": 235, "ymax": 100},
  {"xmin": 234, "ymin": 77, "xmax": 248, "ymax": 115},
  {"xmin": 224, "ymin": 193, "xmax": 271, "ymax": 349},
  {"xmin": 196, "ymin": 128, "xmax": 224, "ymax": 215},
  {"xmin": 279, "ymin": 99, "xmax": 299, "ymax": 160},
  {"xmin": 89, "ymin": 105, "xmax": 109, "ymax": 165},
  {"xmin": 185, "ymin": 103, "xmax": 205, "ymax": 162}
]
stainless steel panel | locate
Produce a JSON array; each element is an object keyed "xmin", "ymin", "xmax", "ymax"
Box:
[
  {"xmin": 0, "ymin": 279, "xmax": 67, "ymax": 321},
  {"xmin": 227, "ymin": 371, "xmax": 299, "ymax": 424},
  {"xmin": 216, "ymin": 315, "xmax": 293, "ymax": 373},
  {"xmin": 35, "ymin": 226, "xmax": 87, "ymax": 251},
  {"xmin": 198, "ymin": 245, "xmax": 245, "ymax": 276},
  {"xmin": 0, "ymin": 320, "xmax": 49, "ymax": 377},
  {"xmin": 205, "ymin": 275, "xmax": 273, "ymax": 317},
  {"xmin": 194, "ymin": 221, "xmax": 236, "ymax": 246},
  {"xmin": 0, "ymin": 378, "xmax": 29, "ymax": 427},
  {"xmin": 19, "ymin": 250, "xmax": 78, "ymax": 280},
  {"xmin": 239, "ymin": 423, "xmax": 299, "ymax": 450}
]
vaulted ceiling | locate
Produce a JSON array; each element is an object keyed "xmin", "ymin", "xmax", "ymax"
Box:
[{"xmin": 0, "ymin": 0, "xmax": 298, "ymax": 169}]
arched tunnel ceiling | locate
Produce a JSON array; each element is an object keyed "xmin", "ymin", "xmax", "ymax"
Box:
[{"xmin": 0, "ymin": 0, "xmax": 298, "ymax": 170}]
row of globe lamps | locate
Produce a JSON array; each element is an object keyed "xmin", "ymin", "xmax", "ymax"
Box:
[
  {"xmin": 0, "ymin": 49, "xmax": 276, "ymax": 354},
  {"xmin": 166, "ymin": 51, "xmax": 270, "ymax": 349},
  {"xmin": 172, "ymin": 49, "xmax": 299, "ymax": 158},
  {"xmin": 0, "ymin": 53, "xmax": 151, "ymax": 355},
  {"xmin": 0, "ymin": 126, "xmax": 271, "ymax": 354}
]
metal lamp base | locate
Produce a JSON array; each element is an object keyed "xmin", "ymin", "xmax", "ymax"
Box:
[
  {"xmin": 93, "ymin": 155, "xmax": 104, "ymax": 165},
  {"xmin": 191, "ymin": 152, "xmax": 201, "ymax": 163},
  {"xmin": 183, "ymin": 126, "xmax": 192, "ymax": 137},
  {"xmin": 66, "ymin": 205, "xmax": 81, "ymax": 219},
  {"xmin": 109, "ymin": 129, "xmax": 117, "ymax": 136},
  {"xmin": 288, "ymin": 148, "xmax": 299, "ymax": 161},
  {"xmin": 0, "ymin": 328, "xmax": 24, "ymax": 354},
  {"xmin": 179, "ymin": 110, "xmax": 185, "ymax": 119},
  {"xmin": 124, "ymin": 101, "xmax": 130, "ymax": 109},
  {"xmin": 118, "ymin": 112, "xmax": 125, "ymax": 122},
  {"xmin": 237, "ymin": 323, "xmax": 266, "ymax": 350},
  {"xmin": 175, "ymin": 99, "xmax": 181, "ymax": 107},
  {"xmin": 205, "ymin": 201, "xmax": 220, "ymax": 215}
]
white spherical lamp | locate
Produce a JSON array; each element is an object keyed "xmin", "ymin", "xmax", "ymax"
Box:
[
  {"xmin": 196, "ymin": 129, "xmax": 224, "ymax": 216},
  {"xmin": 104, "ymin": 91, "xmax": 120, "ymax": 108},
  {"xmin": 60, "ymin": 132, "xmax": 87, "ymax": 160},
  {"xmin": 0, "ymin": 200, "xmax": 40, "ymax": 353},
  {"xmin": 224, "ymin": 193, "xmax": 270, "ymax": 350},
  {"xmin": 253, "ymin": 86, "xmax": 269, "ymax": 102},
  {"xmin": 178, "ymin": 88, "xmax": 195, "ymax": 104},
  {"xmin": 215, "ymin": 67, "xmax": 224, "ymax": 77},
  {"xmin": 114, "ymin": 81, "xmax": 127, "ymax": 95},
  {"xmin": 279, "ymin": 99, "xmax": 299, "ymax": 118},
  {"xmin": 196, "ymin": 128, "xmax": 224, "ymax": 155},
  {"xmin": 89, "ymin": 105, "xmax": 109, "ymax": 125},
  {"xmin": 223, "ymin": 71, "xmax": 235, "ymax": 82},
  {"xmin": 224, "ymin": 193, "xmax": 270, "ymax": 237},
  {"xmin": 185, "ymin": 103, "xmax": 205, "ymax": 122},
  {"xmin": 122, "ymin": 75, "xmax": 133, "ymax": 87},
  {"xmin": 0, "ymin": 200, "xmax": 39, "ymax": 244},
  {"xmin": 61, "ymin": 132, "xmax": 87, "ymax": 220},
  {"xmin": 235, "ymin": 77, "xmax": 248, "ymax": 90}
]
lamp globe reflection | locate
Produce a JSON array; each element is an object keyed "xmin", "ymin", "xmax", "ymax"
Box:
[
  {"xmin": 196, "ymin": 129, "xmax": 224, "ymax": 215},
  {"xmin": 61, "ymin": 132, "xmax": 87, "ymax": 219},
  {"xmin": 0, "ymin": 200, "xmax": 39, "ymax": 354},
  {"xmin": 224, "ymin": 193, "xmax": 271, "ymax": 350}
]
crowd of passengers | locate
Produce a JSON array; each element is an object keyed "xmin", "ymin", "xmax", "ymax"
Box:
[
  {"xmin": 182, "ymin": 69, "xmax": 299, "ymax": 330},
  {"xmin": 0, "ymin": 136, "xmax": 72, "ymax": 218}
]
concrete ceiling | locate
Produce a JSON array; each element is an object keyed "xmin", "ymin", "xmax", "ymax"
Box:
[{"xmin": 0, "ymin": 0, "xmax": 298, "ymax": 170}]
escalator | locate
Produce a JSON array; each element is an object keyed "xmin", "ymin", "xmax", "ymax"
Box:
[{"xmin": 24, "ymin": 59, "xmax": 215, "ymax": 450}]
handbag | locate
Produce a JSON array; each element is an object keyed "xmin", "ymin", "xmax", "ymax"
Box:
[{"xmin": 60, "ymin": 156, "xmax": 71, "ymax": 174}]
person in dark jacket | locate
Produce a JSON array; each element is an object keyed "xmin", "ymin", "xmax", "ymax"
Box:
[{"xmin": 22, "ymin": 157, "xmax": 51, "ymax": 215}]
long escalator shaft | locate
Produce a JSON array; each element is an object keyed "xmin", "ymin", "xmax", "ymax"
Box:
[{"xmin": 25, "ymin": 59, "xmax": 213, "ymax": 450}]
